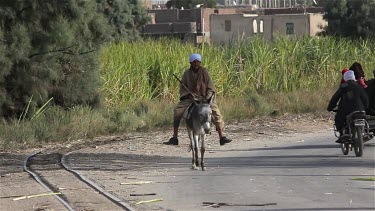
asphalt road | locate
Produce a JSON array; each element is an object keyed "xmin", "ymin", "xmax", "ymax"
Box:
[{"xmin": 125, "ymin": 131, "xmax": 375, "ymax": 211}]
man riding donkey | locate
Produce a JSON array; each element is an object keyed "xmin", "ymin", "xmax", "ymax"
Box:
[{"xmin": 164, "ymin": 54, "xmax": 232, "ymax": 146}]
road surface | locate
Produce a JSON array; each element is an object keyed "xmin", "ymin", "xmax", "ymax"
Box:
[{"xmin": 67, "ymin": 131, "xmax": 375, "ymax": 211}]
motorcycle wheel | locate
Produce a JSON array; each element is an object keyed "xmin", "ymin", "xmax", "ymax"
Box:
[
  {"xmin": 353, "ymin": 126, "xmax": 364, "ymax": 157},
  {"xmin": 341, "ymin": 143, "xmax": 349, "ymax": 155}
]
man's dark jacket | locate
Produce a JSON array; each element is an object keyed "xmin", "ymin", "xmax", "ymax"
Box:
[
  {"xmin": 365, "ymin": 79, "xmax": 375, "ymax": 115},
  {"xmin": 327, "ymin": 80, "xmax": 369, "ymax": 129}
]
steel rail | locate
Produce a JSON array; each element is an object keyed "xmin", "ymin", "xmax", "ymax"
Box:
[
  {"xmin": 61, "ymin": 152, "xmax": 136, "ymax": 211},
  {"xmin": 23, "ymin": 152, "xmax": 75, "ymax": 211}
]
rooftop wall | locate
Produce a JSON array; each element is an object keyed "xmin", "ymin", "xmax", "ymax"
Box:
[{"xmin": 144, "ymin": 22, "xmax": 197, "ymax": 34}]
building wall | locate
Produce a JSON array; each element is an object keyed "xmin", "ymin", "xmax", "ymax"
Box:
[
  {"xmin": 210, "ymin": 13, "xmax": 326, "ymax": 43},
  {"xmin": 203, "ymin": 8, "xmax": 239, "ymax": 36},
  {"xmin": 263, "ymin": 7, "xmax": 325, "ymax": 15},
  {"xmin": 226, "ymin": 0, "xmax": 298, "ymax": 7},
  {"xmin": 146, "ymin": 8, "xmax": 240, "ymax": 35},
  {"xmin": 144, "ymin": 23, "xmax": 173, "ymax": 34},
  {"xmin": 210, "ymin": 14, "xmax": 255, "ymax": 42},
  {"xmin": 268, "ymin": 14, "xmax": 326, "ymax": 37},
  {"xmin": 147, "ymin": 9, "xmax": 202, "ymax": 23},
  {"xmin": 148, "ymin": 13, "xmax": 156, "ymax": 24},
  {"xmin": 270, "ymin": 14, "xmax": 309, "ymax": 37},
  {"xmin": 148, "ymin": 9, "xmax": 178, "ymax": 23},
  {"xmin": 144, "ymin": 22, "xmax": 197, "ymax": 34}
]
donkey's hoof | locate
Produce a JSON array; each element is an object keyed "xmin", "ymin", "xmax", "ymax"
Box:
[
  {"xmin": 202, "ymin": 166, "xmax": 206, "ymax": 171},
  {"xmin": 192, "ymin": 165, "xmax": 198, "ymax": 170}
]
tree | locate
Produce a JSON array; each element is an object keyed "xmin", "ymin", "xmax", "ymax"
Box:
[
  {"xmin": 96, "ymin": 0, "xmax": 149, "ymax": 41},
  {"xmin": 323, "ymin": 0, "xmax": 375, "ymax": 38},
  {"xmin": 0, "ymin": 0, "xmax": 112, "ymax": 118}
]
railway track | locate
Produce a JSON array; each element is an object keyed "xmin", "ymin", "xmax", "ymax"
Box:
[{"xmin": 24, "ymin": 152, "xmax": 135, "ymax": 211}]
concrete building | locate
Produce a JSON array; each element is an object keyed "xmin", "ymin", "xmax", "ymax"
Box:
[
  {"xmin": 142, "ymin": 2, "xmax": 325, "ymax": 44},
  {"xmin": 224, "ymin": 0, "xmax": 299, "ymax": 8},
  {"xmin": 144, "ymin": 8, "xmax": 241, "ymax": 43},
  {"xmin": 150, "ymin": 0, "xmax": 168, "ymax": 9},
  {"xmin": 210, "ymin": 11, "xmax": 327, "ymax": 43},
  {"xmin": 147, "ymin": 0, "xmax": 300, "ymax": 8}
]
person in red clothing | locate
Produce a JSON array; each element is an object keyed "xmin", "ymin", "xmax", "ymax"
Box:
[
  {"xmin": 340, "ymin": 68, "xmax": 349, "ymax": 84},
  {"xmin": 349, "ymin": 62, "xmax": 367, "ymax": 88}
]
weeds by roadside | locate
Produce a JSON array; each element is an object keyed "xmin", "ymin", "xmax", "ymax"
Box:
[{"xmin": 0, "ymin": 88, "xmax": 335, "ymax": 150}]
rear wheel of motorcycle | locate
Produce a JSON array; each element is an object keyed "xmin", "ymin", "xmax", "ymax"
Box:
[
  {"xmin": 341, "ymin": 143, "xmax": 349, "ymax": 155},
  {"xmin": 353, "ymin": 126, "xmax": 364, "ymax": 157}
]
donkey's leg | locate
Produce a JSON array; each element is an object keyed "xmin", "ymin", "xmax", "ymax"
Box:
[
  {"xmin": 200, "ymin": 134, "xmax": 206, "ymax": 171},
  {"xmin": 194, "ymin": 134, "xmax": 199, "ymax": 169},
  {"xmin": 188, "ymin": 130, "xmax": 196, "ymax": 170}
]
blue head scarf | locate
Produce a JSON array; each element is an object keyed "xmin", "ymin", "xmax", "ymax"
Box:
[{"xmin": 344, "ymin": 70, "xmax": 356, "ymax": 82}]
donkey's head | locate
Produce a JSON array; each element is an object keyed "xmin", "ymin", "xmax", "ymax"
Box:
[{"xmin": 193, "ymin": 101, "xmax": 212, "ymax": 134}]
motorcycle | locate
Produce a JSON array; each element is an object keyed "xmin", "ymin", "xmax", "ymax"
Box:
[{"xmin": 333, "ymin": 110, "xmax": 375, "ymax": 157}]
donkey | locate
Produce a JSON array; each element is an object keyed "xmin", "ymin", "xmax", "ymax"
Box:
[{"xmin": 185, "ymin": 99, "xmax": 213, "ymax": 171}]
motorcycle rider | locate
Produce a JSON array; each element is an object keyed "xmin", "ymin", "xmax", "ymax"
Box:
[
  {"xmin": 349, "ymin": 62, "xmax": 367, "ymax": 88},
  {"xmin": 365, "ymin": 69, "xmax": 375, "ymax": 115},
  {"xmin": 327, "ymin": 70, "xmax": 369, "ymax": 143}
]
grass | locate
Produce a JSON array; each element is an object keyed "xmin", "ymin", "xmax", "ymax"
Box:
[
  {"xmin": 100, "ymin": 36, "xmax": 375, "ymax": 108},
  {"xmin": 1, "ymin": 35, "xmax": 374, "ymax": 150},
  {"xmin": 0, "ymin": 88, "xmax": 335, "ymax": 150}
]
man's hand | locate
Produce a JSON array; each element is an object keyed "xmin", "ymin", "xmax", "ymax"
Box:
[
  {"xmin": 205, "ymin": 90, "xmax": 213, "ymax": 99},
  {"xmin": 205, "ymin": 91, "xmax": 215, "ymax": 104}
]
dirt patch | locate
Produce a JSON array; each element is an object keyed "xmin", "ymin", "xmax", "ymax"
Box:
[{"xmin": 72, "ymin": 113, "xmax": 333, "ymax": 158}]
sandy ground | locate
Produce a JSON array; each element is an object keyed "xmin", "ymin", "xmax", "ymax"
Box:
[{"xmin": 0, "ymin": 113, "xmax": 335, "ymax": 210}]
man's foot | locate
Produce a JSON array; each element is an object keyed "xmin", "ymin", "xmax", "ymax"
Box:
[
  {"xmin": 163, "ymin": 137, "xmax": 178, "ymax": 145},
  {"xmin": 335, "ymin": 138, "xmax": 343, "ymax": 143},
  {"xmin": 335, "ymin": 134, "xmax": 350, "ymax": 143},
  {"xmin": 220, "ymin": 136, "xmax": 232, "ymax": 146}
]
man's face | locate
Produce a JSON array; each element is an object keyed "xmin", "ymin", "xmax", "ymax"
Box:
[{"xmin": 190, "ymin": 60, "xmax": 201, "ymax": 71}]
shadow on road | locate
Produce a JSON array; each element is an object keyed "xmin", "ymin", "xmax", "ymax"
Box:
[
  {"xmin": 0, "ymin": 153, "xmax": 28, "ymax": 175},
  {"xmin": 246, "ymin": 208, "xmax": 375, "ymax": 211},
  {"xmin": 213, "ymin": 144, "xmax": 341, "ymax": 152},
  {"xmin": 65, "ymin": 148, "xmax": 375, "ymax": 173}
]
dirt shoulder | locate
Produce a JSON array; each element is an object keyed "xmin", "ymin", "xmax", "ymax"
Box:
[
  {"xmin": 83, "ymin": 112, "xmax": 334, "ymax": 158},
  {"xmin": 1, "ymin": 112, "xmax": 335, "ymax": 172}
]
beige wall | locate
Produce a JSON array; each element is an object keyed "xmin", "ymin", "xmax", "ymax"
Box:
[
  {"xmin": 146, "ymin": 8, "xmax": 240, "ymax": 35},
  {"xmin": 210, "ymin": 14, "xmax": 255, "ymax": 42},
  {"xmin": 203, "ymin": 8, "xmax": 239, "ymax": 36},
  {"xmin": 210, "ymin": 13, "xmax": 327, "ymax": 43},
  {"xmin": 270, "ymin": 14, "xmax": 309, "ymax": 37}
]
